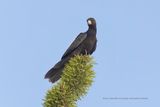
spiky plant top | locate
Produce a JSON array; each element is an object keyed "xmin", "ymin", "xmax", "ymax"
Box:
[{"xmin": 43, "ymin": 55, "xmax": 95, "ymax": 107}]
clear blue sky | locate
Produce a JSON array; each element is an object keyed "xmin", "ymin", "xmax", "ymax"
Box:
[{"xmin": 0, "ymin": 0, "xmax": 160, "ymax": 107}]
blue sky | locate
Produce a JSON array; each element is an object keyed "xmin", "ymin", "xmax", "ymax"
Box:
[{"xmin": 0, "ymin": 0, "xmax": 160, "ymax": 107}]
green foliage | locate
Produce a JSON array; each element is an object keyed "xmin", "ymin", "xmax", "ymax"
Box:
[{"xmin": 43, "ymin": 55, "xmax": 95, "ymax": 107}]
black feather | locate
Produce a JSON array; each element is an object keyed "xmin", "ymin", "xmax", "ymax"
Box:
[{"xmin": 45, "ymin": 18, "xmax": 97, "ymax": 83}]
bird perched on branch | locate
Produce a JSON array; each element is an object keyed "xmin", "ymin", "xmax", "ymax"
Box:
[{"xmin": 45, "ymin": 18, "xmax": 97, "ymax": 83}]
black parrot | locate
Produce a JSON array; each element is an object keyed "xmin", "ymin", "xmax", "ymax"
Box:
[{"xmin": 45, "ymin": 18, "xmax": 97, "ymax": 83}]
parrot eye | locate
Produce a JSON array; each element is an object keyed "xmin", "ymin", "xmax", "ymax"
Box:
[{"xmin": 87, "ymin": 20, "xmax": 92, "ymax": 25}]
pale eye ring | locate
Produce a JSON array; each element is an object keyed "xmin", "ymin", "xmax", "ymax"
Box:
[{"xmin": 88, "ymin": 20, "xmax": 92, "ymax": 25}]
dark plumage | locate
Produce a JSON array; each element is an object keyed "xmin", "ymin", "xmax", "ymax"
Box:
[{"xmin": 45, "ymin": 18, "xmax": 97, "ymax": 83}]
